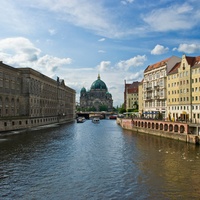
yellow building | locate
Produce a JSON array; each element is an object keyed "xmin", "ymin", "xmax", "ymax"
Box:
[
  {"xmin": 191, "ymin": 57, "xmax": 200, "ymax": 123},
  {"xmin": 167, "ymin": 55, "xmax": 200, "ymax": 123},
  {"xmin": 124, "ymin": 81, "xmax": 139, "ymax": 111},
  {"xmin": 138, "ymin": 80, "xmax": 144, "ymax": 116}
]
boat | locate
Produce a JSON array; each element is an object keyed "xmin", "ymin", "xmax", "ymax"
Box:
[
  {"xmin": 77, "ymin": 117, "xmax": 85, "ymax": 123},
  {"xmin": 109, "ymin": 115, "xmax": 117, "ymax": 120},
  {"xmin": 92, "ymin": 117, "xmax": 100, "ymax": 123}
]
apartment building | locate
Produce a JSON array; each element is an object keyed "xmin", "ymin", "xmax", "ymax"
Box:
[
  {"xmin": 167, "ymin": 55, "xmax": 200, "ymax": 123},
  {"xmin": 124, "ymin": 81, "xmax": 139, "ymax": 111},
  {"xmin": 142, "ymin": 56, "xmax": 181, "ymax": 119},
  {"xmin": 191, "ymin": 57, "xmax": 200, "ymax": 123},
  {"xmin": 138, "ymin": 80, "xmax": 143, "ymax": 116}
]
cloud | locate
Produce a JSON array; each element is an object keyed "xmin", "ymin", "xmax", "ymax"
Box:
[
  {"xmin": 173, "ymin": 43, "xmax": 200, "ymax": 54},
  {"xmin": 30, "ymin": 0, "xmax": 123, "ymax": 38},
  {"xmin": 0, "ymin": 37, "xmax": 72, "ymax": 76},
  {"xmin": 98, "ymin": 50, "xmax": 106, "ymax": 53},
  {"xmin": 48, "ymin": 29, "xmax": 57, "ymax": 35},
  {"xmin": 116, "ymin": 55, "xmax": 147, "ymax": 71},
  {"xmin": 97, "ymin": 61, "xmax": 111, "ymax": 71},
  {"xmin": 98, "ymin": 38, "xmax": 105, "ymax": 42},
  {"xmin": 151, "ymin": 44, "xmax": 169, "ymax": 55},
  {"xmin": 121, "ymin": 0, "xmax": 134, "ymax": 5},
  {"xmin": 0, "ymin": 1, "xmax": 32, "ymax": 34},
  {"xmin": 143, "ymin": 3, "xmax": 198, "ymax": 32},
  {"xmin": 0, "ymin": 37, "xmax": 41, "ymax": 66},
  {"xmin": 36, "ymin": 55, "xmax": 72, "ymax": 74},
  {"xmin": 125, "ymin": 70, "xmax": 144, "ymax": 82}
]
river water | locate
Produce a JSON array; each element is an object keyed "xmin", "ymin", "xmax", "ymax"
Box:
[{"xmin": 1, "ymin": 120, "xmax": 200, "ymax": 200}]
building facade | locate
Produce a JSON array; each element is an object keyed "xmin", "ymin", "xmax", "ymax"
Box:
[
  {"xmin": 167, "ymin": 55, "xmax": 200, "ymax": 123},
  {"xmin": 124, "ymin": 81, "xmax": 139, "ymax": 111},
  {"xmin": 138, "ymin": 80, "xmax": 144, "ymax": 116},
  {"xmin": 142, "ymin": 56, "xmax": 181, "ymax": 119},
  {"xmin": 80, "ymin": 74, "xmax": 113, "ymax": 111},
  {"xmin": 0, "ymin": 61, "xmax": 76, "ymax": 132}
]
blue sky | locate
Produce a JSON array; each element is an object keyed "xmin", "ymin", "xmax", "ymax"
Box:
[{"xmin": 0, "ymin": 0, "xmax": 200, "ymax": 106}]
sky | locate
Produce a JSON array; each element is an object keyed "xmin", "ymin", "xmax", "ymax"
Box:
[{"xmin": 0, "ymin": 0, "xmax": 200, "ymax": 107}]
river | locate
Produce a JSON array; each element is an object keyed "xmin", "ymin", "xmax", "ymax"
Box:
[{"xmin": 0, "ymin": 120, "xmax": 200, "ymax": 200}]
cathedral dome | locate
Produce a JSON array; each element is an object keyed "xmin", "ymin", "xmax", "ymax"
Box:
[
  {"xmin": 90, "ymin": 74, "xmax": 107, "ymax": 91},
  {"xmin": 106, "ymin": 91, "xmax": 111, "ymax": 96},
  {"xmin": 80, "ymin": 87, "xmax": 86, "ymax": 93}
]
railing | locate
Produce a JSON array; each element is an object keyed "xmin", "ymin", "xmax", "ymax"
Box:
[{"xmin": 146, "ymin": 87, "xmax": 152, "ymax": 91}]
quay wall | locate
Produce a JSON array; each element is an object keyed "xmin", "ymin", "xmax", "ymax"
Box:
[
  {"xmin": 117, "ymin": 118, "xmax": 200, "ymax": 145},
  {"xmin": 0, "ymin": 116, "xmax": 74, "ymax": 133}
]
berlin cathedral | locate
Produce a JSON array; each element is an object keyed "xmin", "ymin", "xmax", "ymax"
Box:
[{"xmin": 80, "ymin": 74, "xmax": 113, "ymax": 111}]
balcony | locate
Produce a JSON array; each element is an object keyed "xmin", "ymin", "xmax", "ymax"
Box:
[{"xmin": 146, "ymin": 87, "xmax": 152, "ymax": 91}]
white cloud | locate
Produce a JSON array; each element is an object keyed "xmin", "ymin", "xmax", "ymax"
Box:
[
  {"xmin": 97, "ymin": 61, "xmax": 111, "ymax": 71},
  {"xmin": 30, "ymin": 0, "xmax": 123, "ymax": 38},
  {"xmin": 151, "ymin": 44, "xmax": 169, "ymax": 55},
  {"xmin": 174, "ymin": 43, "xmax": 200, "ymax": 54},
  {"xmin": 0, "ymin": 37, "xmax": 41, "ymax": 66},
  {"xmin": 36, "ymin": 55, "xmax": 72, "ymax": 75},
  {"xmin": 48, "ymin": 29, "xmax": 57, "ymax": 35},
  {"xmin": 98, "ymin": 38, "xmax": 105, "ymax": 42},
  {"xmin": 98, "ymin": 50, "xmax": 106, "ymax": 53},
  {"xmin": 0, "ymin": 37, "xmax": 72, "ymax": 76},
  {"xmin": 143, "ymin": 3, "xmax": 197, "ymax": 32},
  {"xmin": 116, "ymin": 55, "xmax": 147, "ymax": 71},
  {"xmin": 125, "ymin": 70, "xmax": 143, "ymax": 82},
  {"xmin": 121, "ymin": 0, "xmax": 134, "ymax": 5}
]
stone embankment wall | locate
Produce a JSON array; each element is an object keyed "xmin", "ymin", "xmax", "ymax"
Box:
[
  {"xmin": 0, "ymin": 116, "xmax": 74, "ymax": 133},
  {"xmin": 117, "ymin": 118, "xmax": 200, "ymax": 144}
]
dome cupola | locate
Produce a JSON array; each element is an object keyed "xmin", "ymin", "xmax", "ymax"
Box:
[
  {"xmin": 80, "ymin": 87, "xmax": 86, "ymax": 93},
  {"xmin": 90, "ymin": 74, "xmax": 108, "ymax": 91}
]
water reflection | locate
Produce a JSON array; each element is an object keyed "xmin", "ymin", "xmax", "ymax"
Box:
[{"xmin": 1, "ymin": 120, "xmax": 200, "ymax": 200}]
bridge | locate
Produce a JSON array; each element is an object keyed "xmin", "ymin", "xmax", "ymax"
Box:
[{"xmin": 76, "ymin": 112, "xmax": 115, "ymax": 119}]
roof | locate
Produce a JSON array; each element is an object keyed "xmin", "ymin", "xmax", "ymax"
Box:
[
  {"xmin": 191, "ymin": 56, "xmax": 200, "ymax": 67},
  {"xmin": 125, "ymin": 81, "xmax": 139, "ymax": 94},
  {"xmin": 144, "ymin": 57, "xmax": 170, "ymax": 73},
  {"xmin": 90, "ymin": 74, "xmax": 108, "ymax": 91},
  {"xmin": 167, "ymin": 55, "xmax": 200, "ymax": 74},
  {"xmin": 168, "ymin": 62, "xmax": 181, "ymax": 75}
]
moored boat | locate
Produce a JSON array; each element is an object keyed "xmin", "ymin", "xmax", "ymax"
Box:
[
  {"xmin": 109, "ymin": 115, "xmax": 117, "ymax": 120},
  {"xmin": 92, "ymin": 117, "xmax": 100, "ymax": 123},
  {"xmin": 77, "ymin": 117, "xmax": 85, "ymax": 123}
]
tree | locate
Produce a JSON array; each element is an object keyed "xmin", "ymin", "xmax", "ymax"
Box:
[
  {"xmin": 118, "ymin": 103, "xmax": 126, "ymax": 114},
  {"xmin": 133, "ymin": 101, "xmax": 138, "ymax": 110},
  {"xmin": 99, "ymin": 104, "xmax": 108, "ymax": 111},
  {"xmin": 89, "ymin": 107, "xmax": 96, "ymax": 111}
]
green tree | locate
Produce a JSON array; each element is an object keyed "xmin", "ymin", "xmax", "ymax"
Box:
[
  {"xmin": 89, "ymin": 107, "xmax": 96, "ymax": 111},
  {"xmin": 99, "ymin": 104, "xmax": 108, "ymax": 111},
  {"xmin": 119, "ymin": 103, "xmax": 126, "ymax": 114}
]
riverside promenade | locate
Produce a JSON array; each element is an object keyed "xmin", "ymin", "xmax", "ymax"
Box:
[{"xmin": 117, "ymin": 117, "xmax": 200, "ymax": 145}]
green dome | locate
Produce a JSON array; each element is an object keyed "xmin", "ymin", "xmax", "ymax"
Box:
[
  {"xmin": 80, "ymin": 87, "xmax": 86, "ymax": 93},
  {"xmin": 90, "ymin": 74, "xmax": 107, "ymax": 91}
]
